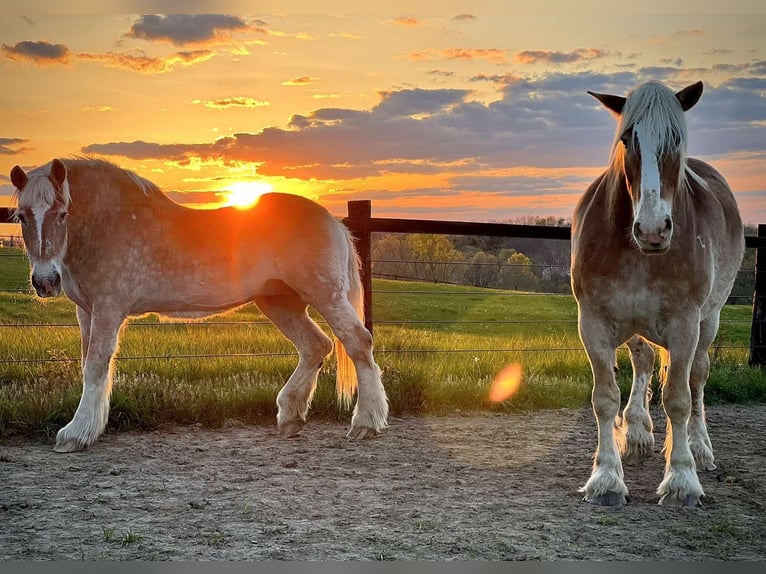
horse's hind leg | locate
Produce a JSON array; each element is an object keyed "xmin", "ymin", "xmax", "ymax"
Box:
[
  {"xmin": 55, "ymin": 303, "xmax": 125, "ymax": 453},
  {"xmin": 688, "ymin": 316, "xmax": 719, "ymax": 471},
  {"xmin": 315, "ymin": 300, "xmax": 388, "ymax": 439},
  {"xmin": 254, "ymin": 294, "xmax": 333, "ymax": 437},
  {"xmin": 620, "ymin": 336, "xmax": 655, "ymax": 465}
]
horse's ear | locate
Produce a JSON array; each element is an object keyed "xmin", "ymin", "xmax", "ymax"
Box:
[
  {"xmin": 49, "ymin": 159, "xmax": 67, "ymax": 189},
  {"xmin": 676, "ymin": 81, "xmax": 703, "ymax": 112},
  {"xmin": 10, "ymin": 165, "xmax": 27, "ymax": 191},
  {"xmin": 588, "ymin": 91, "xmax": 626, "ymax": 115}
]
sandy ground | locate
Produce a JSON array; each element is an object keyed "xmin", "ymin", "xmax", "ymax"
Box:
[{"xmin": 1, "ymin": 404, "xmax": 765, "ymax": 561}]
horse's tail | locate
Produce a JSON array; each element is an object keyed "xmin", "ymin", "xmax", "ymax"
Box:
[
  {"xmin": 334, "ymin": 229, "xmax": 364, "ymax": 409},
  {"xmin": 658, "ymin": 346, "xmax": 670, "ymax": 388}
]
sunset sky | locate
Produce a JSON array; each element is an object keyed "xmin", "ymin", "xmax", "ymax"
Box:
[{"xmin": 1, "ymin": 1, "xmax": 765, "ymax": 239}]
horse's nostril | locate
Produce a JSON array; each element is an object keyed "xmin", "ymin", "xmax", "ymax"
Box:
[{"xmin": 633, "ymin": 222, "xmax": 642, "ymax": 236}]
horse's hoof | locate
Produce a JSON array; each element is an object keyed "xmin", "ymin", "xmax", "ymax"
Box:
[
  {"xmin": 583, "ymin": 491, "xmax": 627, "ymax": 507},
  {"xmin": 53, "ymin": 439, "xmax": 87, "ymax": 453},
  {"xmin": 658, "ymin": 494, "xmax": 702, "ymax": 508},
  {"xmin": 278, "ymin": 420, "xmax": 306, "ymax": 438},
  {"xmin": 346, "ymin": 426, "xmax": 378, "ymax": 440}
]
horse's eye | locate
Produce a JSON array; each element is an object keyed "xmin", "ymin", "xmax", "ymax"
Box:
[
  {"xmin": 16, "ymin": 212, "xmax": 27, "ymax": 225},
  {"xmin": 58, "ymin": 211, "xmax": 68, "ymax": 224}
]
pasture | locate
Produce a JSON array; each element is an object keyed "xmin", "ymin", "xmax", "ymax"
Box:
[{"xmin": 0, "ymin": 241, "xmax": 764, "ymax": 439}]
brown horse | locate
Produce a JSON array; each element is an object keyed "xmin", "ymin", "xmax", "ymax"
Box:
[
  {"xmin": 10, "ymin": 158, "xmax": 389, "ymax": 452},
  {"xmin": 571, "ymin": 81, "xmax": 744, "ymax": 506}
]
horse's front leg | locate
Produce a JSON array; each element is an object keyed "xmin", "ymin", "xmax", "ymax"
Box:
[
  {"xmin": 578, "ymin": 316, "xmax": 627, "ymax": 506},
  {"xmin": 657, "ymin": 317, "xmax": 704, "ymax": 507},
  {"xmin": 76, "ymin": 305, "xmax": 91, "ymax": 370},
  {"xmin": 620, "ymin": 335, "xmax": 655, "ymax": 465},
  {"xmin": 55, "ymin": 303, "xmax": 126, "ymax": 453}
]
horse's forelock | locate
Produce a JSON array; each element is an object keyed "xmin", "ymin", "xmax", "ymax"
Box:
[
  {"xmin": 17, "ymin": 163, "xmax": 70, "ymax": 210},
  {"xmin": 608, "ymin": 82, "xmax": 692, "ymax": 188},
  {"xmin": 617, "ymin": 82, "xmax": 688, "ymax": 161}
]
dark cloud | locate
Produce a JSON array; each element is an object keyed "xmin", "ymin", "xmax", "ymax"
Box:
[
  {"xmin": 372, "ymin": 88, "xmax": 469, "ymax": 118},
  {"xmin": 1, "ymin": 40, "xmax": 71, "ymax": 64},
  {"xmin": 81, "ymin": 71, "xmax": 766, "ymax": 180},
  {"xmin": 0, "ymin": 137, "xmax": 30, "ymax": 155},
  {"xmin": 126, "ymin": 14, "xmax": 251, "ymax": 46},
  {"xmin": 452, "ymin": 14, "xmax": 477, "ymax": 21}
]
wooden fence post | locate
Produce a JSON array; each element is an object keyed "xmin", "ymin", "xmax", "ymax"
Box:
[
  {"xmin": 345, "ymin": 200, "xmax": 373, "ymax": 334},
  {"xmin": 749, "ymin": 224, "xmax": 766, "ymax": 367}
]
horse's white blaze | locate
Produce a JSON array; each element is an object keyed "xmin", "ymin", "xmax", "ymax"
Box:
[
  {"xmin": 32, "ymin": 205, "xmax": 46, "ymax": 258},
  {"xmin": 634, "ymin": 123, "xmax": 672, "ymax": 247}
]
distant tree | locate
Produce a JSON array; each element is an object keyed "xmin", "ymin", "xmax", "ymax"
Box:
[
  {"xmin": 408, "ymin": 234, "xmax": 464, "ymax": 283},
  {"xmin": 501, "ymin": 251, "xmax": 540, "ymax": 292},
  {"xmin": 465, "ymin": 251, "xmax": 502, "ymax": 288},
  {"xmin": 372, "ymin": 233, "xmax": 416, "ymax": 280}
]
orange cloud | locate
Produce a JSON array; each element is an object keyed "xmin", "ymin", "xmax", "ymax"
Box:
[
  {"xmin": 514, "ymin": 48, "xmax": 607, "ymax": 65},
  {"xmin": 407, "ymin": 48, "xmax": 509, "ymax": 64},
  {"xmin": 392, "ymin": 16, "xmax": 422, "ymax": 26},
  {"xmin": 76, "ymin": 50, "xmax": 215, "ymax": 74},
  {"xmin": 282, "ymin": 76, "xmax": 319, "ymax": 86},
  {"xmin": 193, "ymin": 97, "xmax": 269, "ymax": 109}
]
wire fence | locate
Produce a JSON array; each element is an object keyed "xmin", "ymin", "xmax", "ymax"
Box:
[{"xmin": 0, "ymin": 233, "xmax": 761, "ymax": 367}]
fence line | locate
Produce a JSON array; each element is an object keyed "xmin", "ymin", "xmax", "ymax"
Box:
[{"xmin": 2, "ymin": 204, "xmax": 766, "ymax": 366}]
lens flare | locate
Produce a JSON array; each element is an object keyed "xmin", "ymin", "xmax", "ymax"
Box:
[{"xmin": 488, "ymin": 363, "xmax": 523, "ymax": 403}]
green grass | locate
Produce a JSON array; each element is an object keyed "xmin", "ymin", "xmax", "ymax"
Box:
[{"xmin": 0, "ymin": 249, "xmax": 764, "ymax": 438}]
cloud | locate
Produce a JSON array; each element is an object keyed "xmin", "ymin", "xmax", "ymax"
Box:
[
  {"xmin": 452, "ymin": 14, "xmax": 477, "ymax": 21},
  {"xmin": 1, "ymin": 40, "xmax": 71, "ymax": 65},
  {"xmin": 372, "ymin": 88, "xmax": 469, "ymax": 118},
  {"xmin": 0, "ymin": 137, "xmax": 30, "ymax": 155},
  {"xmin": 392, "ymin": 16, "xmax": 422, "ymax": 26},
  {"xmin": 192, "ymin": 97, "xmax": 269, "ymax": 109},
  {"xmin": 76, "ymin": 49, "xmax": 215, "ymax": 74},
  {"xmin": 282, "ymin": 76, "xmax": 319, "ymax": 86},
  {"xmin": 329, "ymin": 32, "xmax": 363, "ymax": 40},
  {"xmin": 514, "ymin": 48, "xmax": 608, "ymax": 65},
  {"xmin": 81, "ymin": 70, "xmax": 766, "ymax": 183},
  {"xmin": 407, "ymin": 48, "xmax": 509, "ymax": 65},
  {"xmin": 126, "ymin": 14, "xmax": 252, "ymax": 46},
  {"xmin": 80, "ymin": 106, "xmax": 114, "ymax": 113},
  {"xmin": 672, "ymin": 29, "xmax": 705, "ymax": 38}
]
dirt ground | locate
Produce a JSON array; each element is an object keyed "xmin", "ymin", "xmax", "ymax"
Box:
[{"xmin": 1, "ymin": 404, "xmax": 765, "ymax": 561}]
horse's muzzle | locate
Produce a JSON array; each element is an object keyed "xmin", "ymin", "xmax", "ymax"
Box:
[{"xmin": 32, "ymin": 272, "xmax": 62, "ymax": 297}]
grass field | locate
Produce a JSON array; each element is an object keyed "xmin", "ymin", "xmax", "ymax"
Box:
[{"xmin": 1, "ymin": 246, "xmax": 764, "ymax": 438}]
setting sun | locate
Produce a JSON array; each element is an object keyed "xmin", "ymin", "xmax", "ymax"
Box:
[{"xmin": 225, "ymin": 181, "xmax": 273, "ymax": 209}]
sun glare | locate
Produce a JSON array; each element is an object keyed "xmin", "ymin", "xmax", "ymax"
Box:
[
  {"xmin": 488, "ymin": 363, "xmax": 523, "ymax": 403},
  {"xmin": 225, "ymin": 181, "xmax": 273, "ymax": 209}
]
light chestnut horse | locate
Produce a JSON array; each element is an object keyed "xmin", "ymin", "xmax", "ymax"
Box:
[
  {"xmin": 571, "ymin": 80, "xmax": 744, "ymax": 506},
  {"xmin": 10, "ymin": 158, "xmax": 389, "ymax": 452}
]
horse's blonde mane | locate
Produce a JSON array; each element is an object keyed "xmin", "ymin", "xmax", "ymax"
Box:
[{"xmin": 67, "ymin": 157, "xmax": 163, "ymax": 198}]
